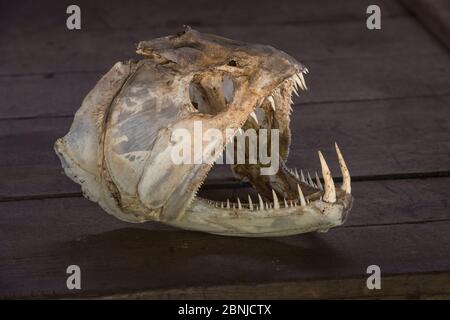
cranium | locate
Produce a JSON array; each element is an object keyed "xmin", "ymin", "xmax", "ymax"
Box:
[{"xmin": 54, "ymin": 27, "xmax": 353, "ymax": 237}]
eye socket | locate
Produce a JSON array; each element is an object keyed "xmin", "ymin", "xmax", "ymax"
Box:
[{"xmin": 228, "ymin": 60, "xmax": 238, "ymax": 67}]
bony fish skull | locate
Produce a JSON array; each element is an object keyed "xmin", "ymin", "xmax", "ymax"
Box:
[{"xmin": 55, "ymin": 27, "xmax": 353, "ymax": 237}]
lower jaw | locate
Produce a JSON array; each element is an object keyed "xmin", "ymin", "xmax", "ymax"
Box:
[{"xmin": 165, "ymin": 190, "xmax": 353, "ymax": 237}]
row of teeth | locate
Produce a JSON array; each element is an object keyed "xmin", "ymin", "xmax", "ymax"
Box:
[
  {"xmin": 206, "ymin": 143, "xmax": 351, "ymax": 211},
  {"xmin": 248, "ymin": 70, "xmax": 308, "ymax": 123},
  {"xmin": 288, "ymin": 167, "xmax": 323, "ymax": 190},
  {"xmin": 207, "ymin": 190, "xmax": 310, "ymax": 211}
]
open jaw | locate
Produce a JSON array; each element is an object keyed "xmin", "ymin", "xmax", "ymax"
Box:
[
  {"xmin": 169, "ymin": 70, "xmax": 354, "ymax": 237},
  {"xmin": 54, "ymin": 29, "xmax": 353, "ymax": 238}
]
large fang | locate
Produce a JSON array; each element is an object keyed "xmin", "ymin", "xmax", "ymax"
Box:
[
  {"xmin": 318, "ymin": 151, "xmax": 336, "ymax": 203},
  {"xmin": 248, "ymin": 195, "xmax": 254, "ymax": 210},
  {"xmin": 268, "ymin": 96, "xmax": 276, "ymax": 111},
  {"xmin": 272, "ymin": 189, "xmax": 280, "ymax": 209},
  {"xmin": 297, "ymin": 184, "xmax": 306, "ymax": 206},
  {"xmin": 237, "ymin": 197, "xmax": 242, "ymax": 209},
  {"xmin": 335, "ymin": 142, "xmax": 351, "ymax": 194},
  {"xmin": 300, "ymin": 169, "xmax": 306, "ymax": 183}
]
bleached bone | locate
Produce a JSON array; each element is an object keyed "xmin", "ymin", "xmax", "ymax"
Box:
[{"xmin": 54, "ymin": 28, "xmax": 352, "ymax": 237}]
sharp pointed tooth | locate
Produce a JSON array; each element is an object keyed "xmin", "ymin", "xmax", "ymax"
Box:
[
  {"xmin": 315, "ymin": 171, "xmax": 323, "ymax": 190},
  {"xmin": 272, "ymin": 189, "xmax": 280, "ymax": 209},
  {"xmin": 300, "ymin": 170, "xmax": 306, "ymax": 183},
  {"xmin": 297, "ymin": 184, "xmax": 306, "ymax": 206},
  {"xmin": 303, "ymin": 67, "xmax": 309, "ymax": 74},
  {"xmin": 265, "ymin": 201, "xmax": 269, "ymax": 210},
  {"xmin": 226, "ymin": 199, "xmax": 230, "ymax": 209},
  {"xmin": 249, "ymin": 111, "xmax": 258, "ymax": 124},
  {"xmin": 307, "ymin": 172, "xmax": 314, "ymax": 186},
  {"xmin": 293, "ymin": 86, "xmax": 299, "ymax": 96},
  {"xmin": 318, "ymin": 151, "xmax": 336, "ymax": 203},
  {"xmin": 258, "ymin": 193, "xmax": 264, "ymax": 210},
  {"xmin": 289, "ymin": 200, "xmax": 293, "ymax": 207},
  {"xmin": 294, "ymin": 168, "xmax": 300, "ymax": 179},
  {"xmin": 292, "ymin": 77, "xmax": 299, "ymax": 89},
  {"xmin": 284, "ymin": 198, "xmax": 288, "ymax": 208},
  {"xmin": 267, "ymin": 96, "xmax": 276, "ymax": 111},
  {"xmin": 221, "ymin": 202, "xmax": 224, "ymax": 208},
  {"xmin": 237, "ymin": 197, "xmax": 242, "ymax": 209},
  {"xmin": 335, "ymin": 142, "xmax": 351, "ymax": 194},
  {"xmin": 248, "ymin": 195, "xmax": 254, "ymax": 210},
  {"xmin": 237, "ymin": 127, "xmax": 243, "ymax": 135},
  {"xmin": 298, "ymin": 72, "xmax": 307, "ymax": 90},
  {"xmin": 294, "ymin": 74, "xmax": 305, "ymax": 91}
]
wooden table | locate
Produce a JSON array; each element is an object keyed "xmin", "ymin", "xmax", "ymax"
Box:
[{"xmin": 1, "ymin": 0, "xmax": 449, "ymax": 299}]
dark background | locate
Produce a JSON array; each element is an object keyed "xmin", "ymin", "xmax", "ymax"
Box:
[{"xmin": 0, "ymin": 0, "xmax": 449, "ymax": 299}]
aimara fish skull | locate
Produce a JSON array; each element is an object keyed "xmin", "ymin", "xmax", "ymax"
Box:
[{"xmin": 54, "ymin": 27, "xmax": 353, "ymax": 237}]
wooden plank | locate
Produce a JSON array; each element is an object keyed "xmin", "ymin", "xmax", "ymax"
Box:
[
  {"xmin": 1, "ymin": 95, "xmax": 450, "ymax": 198},
  {"xmin": 1, "ymin": 52, "xmax": 449, "ymax": 120},
  {"xmin": 103, "ymin": 273, "xmax": 450, "ymax": 299},
  {"xmin": 1, "ymin": 211, "xmax": 449, "ymax": 298},
  {"xmin": 1, "ymin": 17, "xmax": 441, "ymax": 75},
  {"xmin": 400, "ymin": 0, "xmax": 450, "ymax": 50},
  {"xmin": 2, "ymin": 176, "xmax": 450, "ymax": 298},
  {"xmin": 1, "ymin": 0, "xmax": 406, "ymax": 39}
]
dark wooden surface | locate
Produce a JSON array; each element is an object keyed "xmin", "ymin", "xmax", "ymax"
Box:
[
  {"xmin": 1, "ymin": 0, "xmax": 450, "ymax": 299},
  {"xmin": 400, "ymin": 0, "xmax": 450, "ymax": 50}
]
